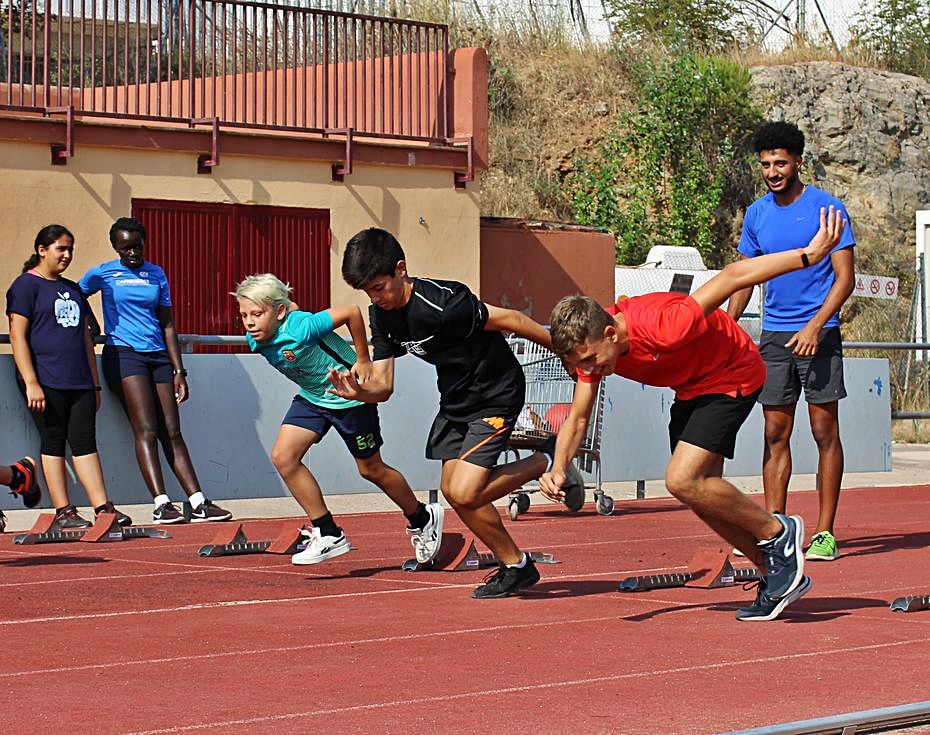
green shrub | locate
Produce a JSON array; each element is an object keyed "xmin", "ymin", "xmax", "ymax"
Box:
[{"xmin": 567, "ymin": 54, "xmax": 761, "ymax": 266}]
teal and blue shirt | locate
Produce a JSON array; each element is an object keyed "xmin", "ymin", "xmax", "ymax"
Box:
[
  {"xmin": 246, "ymin": 310, "xmax": 362, "ymax": 410},
  {"xmin": 739, "ymin": 185, "xmax": 855, "ymax": 331},
  {"xmin": 79, "ymin": 259, "xmax": 172, "ymax": 352}
]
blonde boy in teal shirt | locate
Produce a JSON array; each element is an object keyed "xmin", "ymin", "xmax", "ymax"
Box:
[{"xmin": 235, "ymin": 273, "xmax": 443, "ymax": 565}]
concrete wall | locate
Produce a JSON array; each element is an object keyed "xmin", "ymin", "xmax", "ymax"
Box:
[
  {"xmin": 0, "ymin": 354, "xmax": 891, "ymax": 510},
  {"xmin": 480, "ymin": 222, "xmax": 615, "ymax": 322},
  {"xmin": 0, "ymin": 138, "xmax": 480, "ymax": 325}
]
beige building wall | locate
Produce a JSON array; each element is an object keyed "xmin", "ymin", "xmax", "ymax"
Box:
[{"xmin": 0, "ymin": 139, "xmax": 480, "ymax": 328}]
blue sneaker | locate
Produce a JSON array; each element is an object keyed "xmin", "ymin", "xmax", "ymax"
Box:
[
  {"xmin": 736, "ymin": 575, "xmax": 813, "ymax": 622},
  {"xmin": 759, "ymin": 513, "xmax": 805, "ymax": 599}
]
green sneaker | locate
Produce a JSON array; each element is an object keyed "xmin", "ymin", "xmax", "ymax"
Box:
[{"xmin": 805, "ymin": 531, "xmax": 839, "ymax": 561}]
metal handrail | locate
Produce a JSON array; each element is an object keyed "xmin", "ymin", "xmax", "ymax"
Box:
[
  {"xmin": 723, "ymin": 699, "xmax": 930, "ymax": 735},
  {"xmin": 2, "ymin": 0, "xmax": 451, "ymax": 143}
]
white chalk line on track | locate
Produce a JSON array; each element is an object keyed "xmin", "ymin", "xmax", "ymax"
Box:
[
  {"xmin": 7, "ymin": 583, "xmax": 927, "ymax": 681},
  {"xmin": 116, "ymin": 635, "xmax": 930, "ymax": 735},
  {"xmin": 0, "ymin": 564, "xmax": 680, "ymax": 627}
]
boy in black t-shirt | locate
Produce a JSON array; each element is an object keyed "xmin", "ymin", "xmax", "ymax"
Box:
[{"xmin": 329, "ymin": 228, "xmax": 569, "ymax": 598}]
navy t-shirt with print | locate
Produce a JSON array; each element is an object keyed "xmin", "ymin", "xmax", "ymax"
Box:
[{"xmin": 5, "ymin": 273, "xmax": 94, "ymax": 389}]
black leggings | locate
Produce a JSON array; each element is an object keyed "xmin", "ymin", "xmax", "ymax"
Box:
[{"xmin": 21, "ymin": 385, "xmax": 98, "ymax": 457}]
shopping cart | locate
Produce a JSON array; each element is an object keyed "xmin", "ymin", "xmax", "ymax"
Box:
[{"xmin": 505, "ymin": 338, "xmax": 613, "ymax": 520}]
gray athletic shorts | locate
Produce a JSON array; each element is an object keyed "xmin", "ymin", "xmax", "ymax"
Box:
[{"xmin": 758, "ymin": 327, "xmax": 846, "ymax": 406}]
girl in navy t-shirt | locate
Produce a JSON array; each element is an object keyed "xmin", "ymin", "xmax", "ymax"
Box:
[{"xmin": 5, "ymin": 225, "xmax": 131, "ymax": 528}]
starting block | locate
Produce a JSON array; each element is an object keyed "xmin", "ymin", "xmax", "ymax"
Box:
[
  {"xmin": 401, "ymin": 532, "xmax": 559, "ymax": 572},
  {"xmin": 197, "ymin": 522, "xmax": 307, "ymax": 557},
  {"xmin": 891, "ymin": 595, "xmax": 930, "ymax": 613},
  {"xmin": 13, "ymin": 512, "xmax": 169, "ymax": 545},
  {"xmin": 619, "ymin": 546, "xmax": 761, "ymax": 592}
]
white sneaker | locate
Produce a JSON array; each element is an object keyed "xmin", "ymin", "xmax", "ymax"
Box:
[
  {"xmin": 407, "ymin": 503, "xmax": 445, "ymax": 564},
  {"xmin": 291, "ymin": 526, "xmax": 352, "ymax": 565}
]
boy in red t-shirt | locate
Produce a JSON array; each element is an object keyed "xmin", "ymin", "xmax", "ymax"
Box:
[{"xmin": 542, "ymin": 207, "xmax": 846, "ymax": 621}]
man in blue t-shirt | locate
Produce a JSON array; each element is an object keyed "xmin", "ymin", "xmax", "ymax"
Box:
[{"xmin": 728, "ymin": 121, "xmax": 855, "ymax": 562}]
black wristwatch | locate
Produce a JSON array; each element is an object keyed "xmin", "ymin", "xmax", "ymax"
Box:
[{"xmin": 173, "ymin": 368, "xmax": 188, "ymax": 377}]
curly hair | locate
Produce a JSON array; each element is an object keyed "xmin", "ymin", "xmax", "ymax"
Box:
[
  {"xmin": 109, "ymin": 216, "xmax": 147, "ymax": 245},
  {"xmin": 752, "ymin": 121, "xmax": 805, "ymax": 156}
]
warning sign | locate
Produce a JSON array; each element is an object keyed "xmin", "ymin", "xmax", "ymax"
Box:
[{"xmin": 854, "ymin": 273, "xmax": 898, "ymax": 300}]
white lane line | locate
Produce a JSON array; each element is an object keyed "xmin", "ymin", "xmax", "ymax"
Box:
[
  {"xmin": 0, "ymin": 612, "xmax": 640, "ymax": 678},
  {"xmin": 0, "ymin": 565, "xmax": 677, "ymax": 627},
  {"xmin": 119, "ymin": 635, "xmax": 930, "ymax": 735}
]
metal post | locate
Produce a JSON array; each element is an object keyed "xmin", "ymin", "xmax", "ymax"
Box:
[{"xmin": 636, "ymin": 480, "xmax": 645, "ymax": 500}]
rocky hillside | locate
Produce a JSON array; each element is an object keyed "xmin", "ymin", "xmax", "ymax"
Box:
[{"xmin": 750, "ymin": 62, "xmax": 930, "ymax": 275}]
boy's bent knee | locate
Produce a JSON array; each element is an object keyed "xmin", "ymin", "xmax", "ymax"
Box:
[
  {"xmin": 271, "ymin": 448, "xmax": 302, "ymax": 474},
  {"xmin": 665, "ymin": 469, "xmax": 701, "ymax": 502}
]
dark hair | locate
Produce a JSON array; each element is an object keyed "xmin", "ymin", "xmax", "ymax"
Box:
[
  {"xmin": 341, "ymin": 228, "xmax": 406, "ymax": 289},
  {"xmin": 752, "ymin": 121, "xmax": 805, "ymax": 156},
  {"xmin": 23, "ymin": 224, "xmax": 74, "ymax": 273},
  {"xmin": 109, "ymin": 216, "xmax": 146, "ymax": 245}
]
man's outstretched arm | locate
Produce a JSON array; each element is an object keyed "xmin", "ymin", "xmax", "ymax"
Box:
[{"xmin": 693, "ymin": 206, "xmax": 846, "ymax": 317}]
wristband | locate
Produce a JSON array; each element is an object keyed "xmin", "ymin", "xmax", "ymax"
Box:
[
  {"xmin": 173, "ymin": 368, "xmax": 188, "ymax": 377},
  {"xmin": 798, "ymin": 249, "xmax": 810, "ymax": 268}
]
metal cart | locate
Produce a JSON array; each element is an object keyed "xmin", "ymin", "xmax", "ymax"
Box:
[{"xmin": 505, "ymin": 339, "xmax": 613, "ymax": 519}]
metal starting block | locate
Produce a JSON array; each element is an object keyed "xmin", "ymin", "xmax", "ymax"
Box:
[
  {"xmin": 891, "ymin": 595, "xmax": 930, "ymax": 613},
  {"xmin": 401, "ymin": 531, "xmax": 559, "ymax": 572},
  {"xmin": 197, "ymin": 522, "xmax": 307, "ymax": 557},
  {"xmin": 13, "ymin": 512, "xmax": 169, "ymax": 545},
  {"xmin": 619, "ymin": 546, "xmax": 762, "ymax": 592}
]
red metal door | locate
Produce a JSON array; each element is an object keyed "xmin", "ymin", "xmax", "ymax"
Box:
[{"xmin": 132, "ymin": 199, "xmax": 330, "ymax": 351}]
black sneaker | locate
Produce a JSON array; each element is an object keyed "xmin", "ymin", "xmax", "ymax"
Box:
[
  {"xmin": 9, "ymin": 456, "xmax": 41, "ymax": 508},
  {"xmin": 736, "ymin": 575, "xmax": 813, "ymax": 622},
  {"xmin": 54, "ymin": 505, "xmax": 92, "ymax": 529},
  {"xmin": 95, "ymin": 501, "xmax": 133, "ymax": 527},
  {"xmin": 153, "ymin": 502, "xmax": 186, "ymax": 525},
  {"xmin": 189, "ymin": 499, "xmax": 233, "ymax": 522},
  {"xmin": 760, "ymin": 513, "xmax": 805, "ymax": 599},
  {"xmin": 472, "ymin": 557, "xmax": 540, "ymax": 599},
  {"xmin": 0, "ymin": 509, "xmax": 7, "ymax": 533}
]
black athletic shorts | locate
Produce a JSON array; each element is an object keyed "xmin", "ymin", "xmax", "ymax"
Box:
[
  {"xmin": 282, "ymin": 395, "xmax": 384, "ymax": 459},
  {"xmin": 758, "ymin": 327, "xmax": 846, "ymax": 405},
  {"xmin": 668, "ymin": 388, "xmax": 761, "ymax": 459},
  {"xmin": 425, "ymin": 410, "xmax": 519, "ymax": 469}
]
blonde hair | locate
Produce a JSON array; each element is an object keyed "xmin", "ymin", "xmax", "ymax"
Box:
[
  {"xmin": 233, "ymin": 273, "xmax": 292, "ymax": 309},
  {"xmin": 550, "ymin": 295, "xmax": 612, "ymax": 356}
]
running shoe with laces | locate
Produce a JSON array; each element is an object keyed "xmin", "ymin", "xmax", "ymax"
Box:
[
  {"xmin": 0, "ymin": 509, "xmax": 7, "ymax": 533},
  {"xmin": 407, "ymin": 502, "xmax": 445, "ymax": 564},
  {"xmin": 759, "ymin": 513, "xmax": 805, "ymax": 599},
  {"xmin": 9, "ymin": 456, "xmax": 41, "ymax": 508},
  {"xmin": 471, "ymin": 556, "xmax": 540, "ymax": 599},
  {"xmin": 291, "ymin": 526, "xmax": 352, "ymax": 565},
  {"xmin": 189, "ymin": 498, "xmax": 233, "ymax": 522},
  {"xmin": 54, "ymin": 504, "xmax": 92, "ymax": 529},
  {"xmin": 736, "ymin": 575, "xmax": 813, "ymax": 622},
  {"xmin": 153, "ymin": 502, "xmax": 185, "ymax": 524},
  {"xmin": 806, "ymin": 530, "xmax": 839, "ymax": 561},
  {"xmin": 95, "ymin": 501, "xmax": 133, "ymax": 527}
]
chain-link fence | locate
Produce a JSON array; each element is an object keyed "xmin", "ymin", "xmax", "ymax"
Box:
[{"xmin": 842, "ymin": 257, "xmax": 930, "ymax": 435}]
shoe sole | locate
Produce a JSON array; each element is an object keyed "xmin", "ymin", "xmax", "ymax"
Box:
[
  {"xmin": 414, "ymin": 504, "xmax": 445, "ymax": 564},
  {"xmin": 190, "ymin": 513, "xmax": 233, "ymax": 523},
  {"xmin": 291, "ymin": 541, "xmax": 353, "ymax": 566},
  {"xmin": 805, "ymin": 551, "xmax": 839, "ymax": 561},
  {"xmin": 768, "ymin": 514, "xmax": 805, "ymax": 598},
  {"xmin": 153, "ymin": 516, "xmax": 187, "ymax": 525},
  {"xmin": 471, "ymin": 569, "xmax": 541, "ymax": 599},
  {"xmin": 736, "ymin": 576, "xmax": 813, "ymax": 622}
]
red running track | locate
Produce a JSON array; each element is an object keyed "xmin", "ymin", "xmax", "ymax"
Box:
[{"xmin": 2, "ymin": 484, "xmax": 930, "ymax": 734}]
